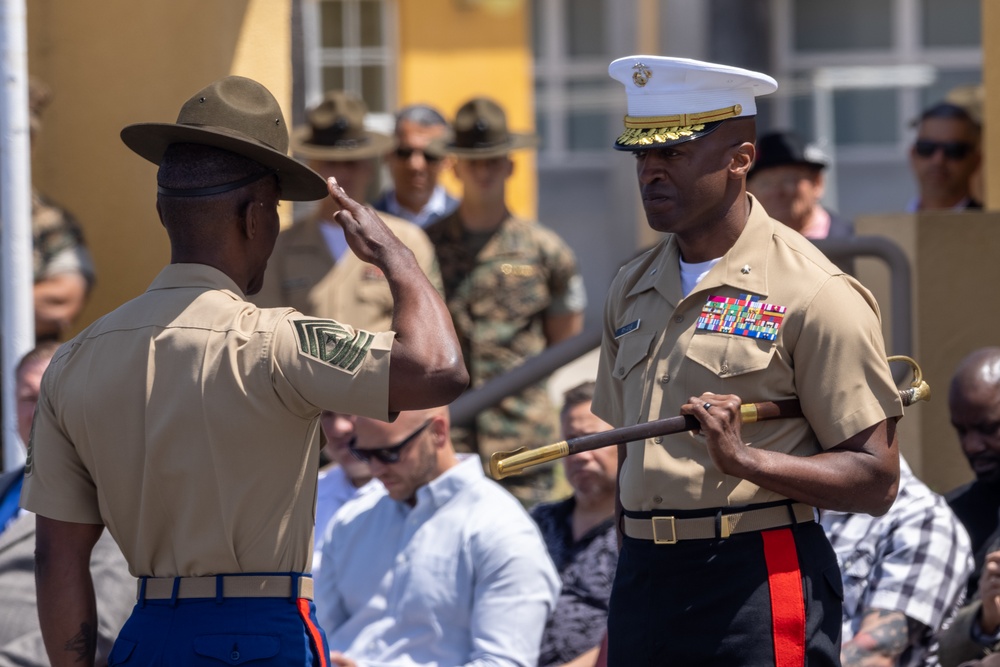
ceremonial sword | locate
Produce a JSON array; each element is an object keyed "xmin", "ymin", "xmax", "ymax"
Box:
[{"xmin": 489, "ymin": 355, "xmax": 930, "ymax": 481}]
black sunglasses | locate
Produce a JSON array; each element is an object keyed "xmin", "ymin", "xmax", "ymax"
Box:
[
  {"xmin": 348, "ymin": 419, "xmax": 433, "ymax": 465},
  {"xmin": 394, "ymin": 147, "xmax": 443, "ymax": 163},
  {"xmin": 913, "ymin": 140, "xmax": 975, "ymax": 160}
]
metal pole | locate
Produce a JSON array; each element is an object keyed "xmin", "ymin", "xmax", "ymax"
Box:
[{"xmin": 1, "ymin": 0, "xmax": 35, "ymax": 471}]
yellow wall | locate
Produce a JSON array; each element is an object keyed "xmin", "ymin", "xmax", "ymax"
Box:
[
  {"xmin": 27, "ymin": 0, "xmax": 293, "ymax": 336},
  {"xmin": 396, "ymin": 0, "xmax": 536, "ymax": 219}
]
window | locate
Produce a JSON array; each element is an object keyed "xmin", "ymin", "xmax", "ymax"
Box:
[
  {"xmin": 532, "ymin": 0, "xmax": 625, "ymax": 166},
  {"xmin": 302, "ymin": 0, "xmax": 396, "ymax": 126}
]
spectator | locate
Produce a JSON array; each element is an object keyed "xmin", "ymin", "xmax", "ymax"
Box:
[
  {"xmin": 0, "ymin": 342, "xmax": 133, "ymax": 666},
  {"xmin": 254, "ymin": 90, "xmax": 442, "ymax": 331},
  {"xmin": 312, "ymin": 411, "xmax": 382, "ymax": 580},
  {"xmin": 532, "ymin": 381, "xmax": 618, "ymax": 667},
  {"xmin": 316, "ymin": 406, "xmax": 560, "ymax": 667},
  {"xmin": 821, "ymin": 455, "xmax": 973, "ymax": 666},
  {"xmin": 747, "ymin": 130, "xmax": 853, "ymax": 240},
  {"xmin": 27, "ymin": 77, "xmax": 96, "ymax": 341},
  {"xmin": 373, "ymin": 104, "xmax": 458, "ymax": 228},
  {"xmin": 426, "ymin": 97, "xmax": 586, "ymax": 506},
  {"xmin": 939, "ymin": 547, "xmax": 1000, "ymax": 667},
  {"xmin": 908, "ymin": 102, "xmax": 982, "ymax": 212}
]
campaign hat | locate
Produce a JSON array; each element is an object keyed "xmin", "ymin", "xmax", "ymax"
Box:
[
  {"xmin": 121, "ymin": 76, "xmax": 327, "ymax": 201},
  {"xmin": 290, "ymin": 90, "xmax": 393, "ymax": 162},
  {"xmin": 436, "ymin": 97, "xmax": 538, "ymax": 159},
  {"xmin": 750, "ymin": 130, "xmax": 829, "ymax": 178},
  {"xmin": 608, "ymin": 55, "xmax": 778, "ymax": 151}
]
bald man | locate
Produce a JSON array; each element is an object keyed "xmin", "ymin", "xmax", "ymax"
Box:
[
  {"xmin": 315, "ymin": 407, "xmax": 560, "ymax": 667},
  {"xmin": 948, "ymin": 347, "xmax": 1000, "ymax": 595}
]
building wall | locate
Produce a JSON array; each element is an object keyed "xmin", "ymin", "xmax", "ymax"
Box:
[
  {"xmin": 396, "ymin": 0, "xmax": 536, "ymax": 219},
  {"xmin": 27, "ymin": 0, "xmax": 294, "ymax": 336}
]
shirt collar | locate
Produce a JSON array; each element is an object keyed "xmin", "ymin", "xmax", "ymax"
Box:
[
  {"xmin": 386, "ymin": 186, "xmax": 451, "ymax": 227},
  {"xmin": 626, "ymin": 193, "xmax": 774, "ymax": 305},
  {"xmin": 413, "ymin": 454, "xmax": 482, "ymax": 511},
  {"xmin": 147, "ymin": 263, "xmax": 247, "ymax": 300}
]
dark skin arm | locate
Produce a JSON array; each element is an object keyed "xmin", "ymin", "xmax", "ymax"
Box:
[
  {"xmin": 842, "ymin": 608, "xmax": 926, "ymax": 667},
  {"xmin": 683, "ymin": 392, "xmax": 899, "ymax": 515},
  {"xmin": 326, "ymin": 178, "xmax": 468, "ymax": 412},
  {"xmin": 35, "ymin": 516, "xmax": 104, "ymax": 667},
  {"xmin": 543, "ymin": 312, "xmax": 584, "ymax": 346}
]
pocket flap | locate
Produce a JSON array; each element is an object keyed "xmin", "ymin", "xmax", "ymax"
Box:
[
  {"xmin": 193, "ymin": 635, "xmax": 281, "ymax": 664},
  {"xmin": 612, "ymin": 333, "xmax": 655, "ymax": 380},
  {"xmin": 685, "ymin": 332, "xmax": 775, "ymax": 377},
  {"xmin": 107, "ymin": 638, "xmax": 137, "ymax": 665}
]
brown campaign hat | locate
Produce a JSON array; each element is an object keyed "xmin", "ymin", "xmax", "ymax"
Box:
[
  {"xmin": 437, "ymin": 97, "xmax": 538, "ymax": 158},
  {"xmin": 120, "ymin": 76, "xmax": 328, "ymax": 201},
  {"xmin": 290, "ymin": 91, "xmax": 393, "ymax": 161}
]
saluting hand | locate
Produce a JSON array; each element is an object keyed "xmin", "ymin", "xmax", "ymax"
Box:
[
  {"xmin": 326, "ymin": 177, "xmax": 413, "ymax": 269},
  {"xmin": 681, "ymin": 392, "xmax": 751, "ymax": 476}
]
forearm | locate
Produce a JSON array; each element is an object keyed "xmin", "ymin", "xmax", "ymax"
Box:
[
  {"xmin": 35, "ymin": 517, "xmax": 103, "ymax": 667},
  {"xmin": 384, "ymin": 248, "xmax": 468, "ymax": 410},
  {"xmin": 841, "ymin": 609, "xmax": 922, "ymax": 667},
  {"xmin": 544, "ymin": 311, "xmax": 584, "ymax": 346}
]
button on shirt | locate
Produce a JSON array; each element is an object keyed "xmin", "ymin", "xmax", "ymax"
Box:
[
  {"xmin": 593, "ymin": 195, "xmax": 903, "ymax": 511},
  {"xmin": 822, "ymin": 458, "xmax": 973, "ymax": 667},
  {"xmin": 21, "ymin": 263, "xmax": 394, "ymax": 577},
  {"xmin": 316, "ymin": 454, "xmax": 561, "ymax": 666}
]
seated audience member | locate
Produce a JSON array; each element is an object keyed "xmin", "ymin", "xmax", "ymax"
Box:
[
  {"xmin": 531, "ymin": 382, "xmax": 619, "ymax": 667},
  {"xmin": 253, "ymin": 90, "xmax": 441, "ymax": 330},
  {"xmin": 373, "ymin": 104, "xmax": 458, "ymax": 228},
  {"xmin": 316, "ymin": 407, "xmax": 560, "ymax": 667},
  {"xmin": 821, "ymin": 455, "xmax": 973, "ymax": 666},
  {"xmin": 28, "ymin": 77, "xmax": 96, "ymax": 340},
  {"xmin": 939, "ymin": 546, "xmax": 1000, "ymax": 667},
  {"xmin": 947, "ymin": 348, "xmax": 1000, "ymax": 596},
  {"xmin": 0, "ymin": 343, "xmax": 133, "ymax": 666},
  {"xmin": 313, "ymin": 411, "xmax": 382, "ymax": 580},
  {"xmin": 747, "ymin": 130, "xmax": 853, "ymax": 240},
  {"xmin": 908, "ymin": 102, "xmax": 982, "ymax": 212}
]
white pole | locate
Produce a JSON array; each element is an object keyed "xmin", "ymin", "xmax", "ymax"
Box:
[{"xmin": 1, "ymin": 0, "xmax": 35, "ymax": 471}]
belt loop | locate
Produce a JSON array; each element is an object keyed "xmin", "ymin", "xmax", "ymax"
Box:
[
  {"xmin": 215, "ymin": 575, "xmax": 224, "ymax": 604},
  {"xmin": 169, "ymin": 577, "xmax": 181, "ymax": 607},
  {"xmin": 138, "ymin": 577, "xmax": 148, "ymax": 608},
  {"xmin": 785, "ymin": 502, "xmax": 798, "ymax": 526},
  {"xmin": 714, "ymin": 509, "xmax": 723, "ymax": 539},
  {"xmin": 289, "ymin": 572, "xmax": 300, "ymax": 602}
]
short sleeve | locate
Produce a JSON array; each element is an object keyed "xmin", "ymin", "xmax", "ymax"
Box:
[
  {"xmin": 20, "ymin": 372, "xmax": 103, "ymax": 524},
  {"xmin": 592, "ymin": 274, "xmax": 625, "ymax": 428},
  {"xmin": 271, "ymin": 314, "xmax": 395, "ymax": 421},
  {"xmin": 794, "ymin": 275, "xmax": 904, "ymax": 448}
]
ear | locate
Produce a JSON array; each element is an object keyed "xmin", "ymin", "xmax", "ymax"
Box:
[
  {"xmin": 505, "ymin": 157, "xmax": 515, "ymax": 178},
  {"xmin": 242, "ymin": 200, "xmax": 261, "ymax": 240},
  {"xmin": 730, "ymin": 141, "xmax": 755, "ymax": 179},
  {"xmin": 155, "ymin": 199, "xmax": 165, "ymax": 227},
  {"xmin": 813, "ymin": 170, "xmax": 827, "ymax": 198}
]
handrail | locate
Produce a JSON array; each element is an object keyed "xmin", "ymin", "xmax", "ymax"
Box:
[{"xmin": 450, "ymin": 235, "xmax": 913, "ymax": 427}]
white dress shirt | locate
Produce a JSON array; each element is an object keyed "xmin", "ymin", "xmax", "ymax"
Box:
[
  {"xmin": 313, "ymin": 465, "xmax": 383, "ymax": 579},
  {"xmin": 316, "ymin": 454, "xmax": 560, "ymax": 667}
]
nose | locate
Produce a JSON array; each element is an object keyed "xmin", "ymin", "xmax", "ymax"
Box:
[{"xmin": 961, "ymin": 431, "xmax": 988, "ymax": 457}]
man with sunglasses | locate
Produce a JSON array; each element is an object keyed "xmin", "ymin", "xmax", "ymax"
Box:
[
  {"xmin": 908, "ymin": 102, "xmax": 982, "ymax": 212},
  {"xmin": 373, "ymin": 104, "xmax": 459, "ymax": 228},
  {"xmin": 315, "ymin": 407, "xmax": 560, "ymax": 667}
]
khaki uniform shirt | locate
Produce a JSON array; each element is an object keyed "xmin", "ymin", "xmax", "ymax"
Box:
[
  {"xmin": 426, "ymin": 212, "xmax": 585, "ymax": 459},
  {"xmin": 21, "ymin": 264, "xmax": 393, "ymax": 577},
  {"xmin": 253, "ymin": 211, "xmax": 442, "ymax": 331},
  {"xmin": 592, "ymin": 195, "xmax": 903, "ymax": 512}
]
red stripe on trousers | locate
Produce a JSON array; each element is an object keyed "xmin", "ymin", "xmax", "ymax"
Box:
[
  {"xmin": 762, "ymin": 528, "xmax": 805, "ymax": 667},
  {"xmin": 297, "ymin": 598, "xmax": 329, "ymax": 667}
]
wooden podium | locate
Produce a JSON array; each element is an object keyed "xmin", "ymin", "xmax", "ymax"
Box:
[{"xmin": 854, "ymin": 210, "xmax": 1000, "ymax": 493}]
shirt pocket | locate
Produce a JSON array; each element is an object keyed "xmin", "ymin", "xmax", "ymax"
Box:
[{"xmin": 685, "ymin": 331, "xmax": 776, "ymax": 378}]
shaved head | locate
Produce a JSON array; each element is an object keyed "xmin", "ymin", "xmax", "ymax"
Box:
[{"xmin": 950, "ymin": 348, "xmax": 1000, "ymax": 483}]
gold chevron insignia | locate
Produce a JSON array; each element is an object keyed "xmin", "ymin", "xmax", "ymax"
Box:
[{"xmin": 293, "ymin": 319, "xmax": 375, "ymax": 372}]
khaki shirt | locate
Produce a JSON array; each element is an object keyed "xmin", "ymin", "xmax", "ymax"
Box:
[
  {"xmin": 593, "ymin": 195, "xmax": 903, "ymax": 512},
  {"xmin": 21, "ymin": 264, "xmax": 393, "ymax": 577},
  {"xmin": 253, "ymin": 211, "xmax": 442, "ymax": 331}
]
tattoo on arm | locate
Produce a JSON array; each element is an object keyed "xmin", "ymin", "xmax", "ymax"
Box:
[
  {"xmin": 842, "ymin": 609, "xmax": 926, "ymax": 667},
  {"xmin": 64, "ymin": 622, "xmax": 97, "ymax": 663}
]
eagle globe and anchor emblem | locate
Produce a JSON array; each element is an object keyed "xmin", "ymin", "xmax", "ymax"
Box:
[{"xmin": 632, "ymin": 62, "xmax": 652, "ymax": 87}]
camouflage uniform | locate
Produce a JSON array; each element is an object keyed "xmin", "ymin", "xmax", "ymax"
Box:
[
  {"xmin": 32, "ymin": 191, "xmax": 95, "ymax": 286},
  {"xmin": 426, "ymin": 211, "xmax": 585, "ymax": 503}
]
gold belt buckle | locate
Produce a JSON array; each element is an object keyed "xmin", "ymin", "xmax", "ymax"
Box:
[{"xmin": 651, "ymin": 516, "xmax": 677, "ymax": 544}]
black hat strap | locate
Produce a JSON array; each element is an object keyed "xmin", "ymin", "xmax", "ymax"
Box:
[{"xmin": 157, "ymin": 170, "xmax": 274, "ymax": 197}]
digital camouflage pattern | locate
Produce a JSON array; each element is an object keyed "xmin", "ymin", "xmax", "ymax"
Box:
[
  {"xmin": 426, "ymin": 212, "xmax": 584, "ymax": 503},
  {"xmin": 32, "ymin": 191, "xmax": 95, "ymax": 284}
]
